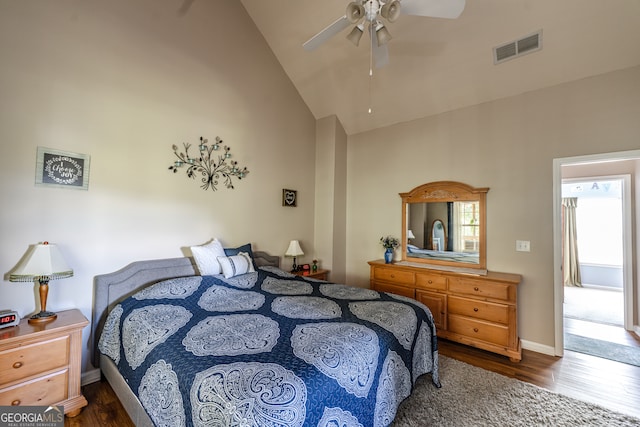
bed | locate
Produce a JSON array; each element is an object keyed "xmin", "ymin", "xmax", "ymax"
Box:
[{"xmin": 91, "ymin": 250, "xmax": 440, "ymax": 427}]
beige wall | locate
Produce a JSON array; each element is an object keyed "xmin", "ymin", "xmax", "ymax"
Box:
[
  {"xmin": 0, "ymin": 0, "xmax": 317, "ymax": 372},
  {"xmin": 347, "ymin": 65, "xmax": 640, "ymax": 349},
  {"xmin": 314, "ymin": 115, "xmax": 348, "ymax": 282}
]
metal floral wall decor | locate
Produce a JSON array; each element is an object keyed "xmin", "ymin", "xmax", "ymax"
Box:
[{"xmin": 168, "ymin": 136, "xmax": 249, "ymax": 191}]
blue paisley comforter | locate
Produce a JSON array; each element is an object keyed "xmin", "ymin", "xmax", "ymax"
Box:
[{"xmin": 98, "ymin": 266, "xmax": 440, "ymax": 427}]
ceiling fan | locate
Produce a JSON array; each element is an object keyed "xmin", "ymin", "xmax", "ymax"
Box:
[{"xmin": 303, "ymin": 0, "xmax": 466, "ymax": 68}]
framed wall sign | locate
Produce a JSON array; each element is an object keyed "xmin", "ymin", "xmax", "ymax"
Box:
[
  {"xmin": 35, "ymin": 147, "xmax": 90, "ymax": 190},
  {"xmin": 282, "ymin": 189, "xmax": 297, "ymax": 207}
]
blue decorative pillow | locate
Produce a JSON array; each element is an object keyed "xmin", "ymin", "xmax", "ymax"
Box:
[{"xmin": 224, "ymin": 243, "xmax": 257, "ymax": 269}]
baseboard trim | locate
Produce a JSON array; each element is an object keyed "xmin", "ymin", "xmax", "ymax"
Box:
[
  {"xmin": 521, "ymin": 339, "xmax": 556, "ymax": 356},
  {"xmin": 82, "ymin": 367, "xmax": 102, "ymax": 386}
]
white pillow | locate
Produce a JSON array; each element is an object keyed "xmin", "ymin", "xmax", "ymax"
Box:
[
  {"xmin": 217, "ymin": 252, "xmax": 255, "ymax": 278},
  {"xmin": 191, "ymin": 238, "xmax": 225, "ymax": 275}
]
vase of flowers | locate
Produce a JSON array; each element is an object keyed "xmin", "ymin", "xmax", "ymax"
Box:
[{"xmin": 380, "ymin": 236, "xmax": 399, "ymax": 264}]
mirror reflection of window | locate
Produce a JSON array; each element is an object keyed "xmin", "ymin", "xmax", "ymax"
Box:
[{"xmin": 454, "ymin": 201, "xmax": 479, "ymax": 253}]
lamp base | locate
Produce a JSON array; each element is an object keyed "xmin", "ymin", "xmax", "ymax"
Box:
[{"xmin": 28, "ymin": 310, "xmax": 57, "ymax": 325}]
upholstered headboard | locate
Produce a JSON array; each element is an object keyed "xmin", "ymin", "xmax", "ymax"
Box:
[{"xmin": 90, "ymin": 251, "xmax": 279, "ymax": 368}]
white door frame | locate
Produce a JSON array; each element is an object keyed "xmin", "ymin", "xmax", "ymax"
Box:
[{"xmin": 553, "ymin": 150, "xmax": 639, "ymax": 356}]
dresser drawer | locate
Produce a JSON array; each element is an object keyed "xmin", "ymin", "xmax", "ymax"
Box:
[
  {"xmin": 0, "ymin": 369, "xmax": 68, "ymax": 407},
  {"xmin": 449, "ymin": 278, "xmax": 511, "ymax": 301},
  {"xmin": 415, "ymin": 273, "xmax": 447, "ymax": 291},
  {"xmin": 448, "ymin": 315, "xmax": 509, "ymax": 347},
  {"xmin": 373, "ymin": 267, "xmax": 414, "ymax": 286},
  {"xmin": 449, "ymin": 296, "xmax": 509, "ymax": 324},
  {"xmin": 0, "ymin": 336, "xmax": 69, "ymax": 385},
  {"xmin": 374, "ymin": 282, "xmax": 415, "ymax": 298}
]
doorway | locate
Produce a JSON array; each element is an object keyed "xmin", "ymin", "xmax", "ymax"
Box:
[
  {"xmin": 553, "ymin": 151, "xmax": 640, "ymax": 357},
  {"xmin": 561, "ymin": 177, "xmax": 630, "ymax": 359},
  {"xmin": 562, "ymin": 177, "xmax": 624, "ymax": 326}
]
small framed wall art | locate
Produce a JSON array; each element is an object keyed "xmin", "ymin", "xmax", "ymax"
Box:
[
  {"xmin": 282, "ymin": 189, "xmax": 297, "ymax": 207},
  {"xmin": 35, "ymin": 147, "xmax": 90, "ymax": 190}
]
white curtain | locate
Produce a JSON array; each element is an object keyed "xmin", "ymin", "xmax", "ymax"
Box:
[
  {"xmin": 453, "ymin": 202, "xmax": 463, "ymax": 252},
  {"xmin": 562, "ymin": 197, "xmax": 582, "ymax": 287}
]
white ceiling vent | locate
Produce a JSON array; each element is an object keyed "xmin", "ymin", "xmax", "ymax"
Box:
[{"xmin": 493, "ymin": 30, "xmax": 543, "ymax": 64}]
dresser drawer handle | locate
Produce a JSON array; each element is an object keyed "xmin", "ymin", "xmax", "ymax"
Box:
[
  {"xmin": 474, "ymin": 287, "xmax": 479, "ymax": 291},
  {"xmin": 473, "ymin": 308, "xmax": 479, "ymax": 312},
  {"xmin": 473, "ymin": 328, "xmax": 479, "ymax": 333},
  {"xmin": 390, "ymin": 274, "xmax": 395, "ymax": 278},
  {"xmin": 428, "ymin": 280, "xmax": 433, "ymax": 284},
  {"xmin": 12, "ymin": 362, "xmax": 23, "ymax": 369},
  {"xmin": 11, "ymin": 399, "xmax": 21, "ymax": 406}
]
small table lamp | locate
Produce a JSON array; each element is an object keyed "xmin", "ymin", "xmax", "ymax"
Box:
[
  {"xmin": 9, "ymin": 241, "xmax": 73, "ymax": 324},
  {"xmin": 285, "ymin": 240, "xmax": 304, "ymax": 272},
  {"xmin": 407, "ymin": 229, "xmax": 416, "ymax": 242}
]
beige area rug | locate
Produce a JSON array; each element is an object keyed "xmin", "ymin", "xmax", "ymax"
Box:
[{"xmin": 392, "ymin": 356, "xmax": 640, "ymax": 426}]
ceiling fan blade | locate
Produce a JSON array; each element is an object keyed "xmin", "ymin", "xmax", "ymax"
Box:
[
  {"xmin": 401, "ymin": 0, "xmax": 465, "ymax": 19},
  {"xmin": 303, "ymin": 15, "xmax": 352, "ymax": 51}
]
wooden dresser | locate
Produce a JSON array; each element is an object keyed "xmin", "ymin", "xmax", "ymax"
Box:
[
  {"xmin": 369, "ymin": 260, "xmax": 522, "ymax": 361},
  {"xmin": 0, "ymin": 309, "xmax": 88, "ymax": 416}
]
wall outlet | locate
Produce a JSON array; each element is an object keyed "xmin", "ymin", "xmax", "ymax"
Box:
[{"xmin": 516, "ymin": 240, "xmax": 531, "ymax": 252}]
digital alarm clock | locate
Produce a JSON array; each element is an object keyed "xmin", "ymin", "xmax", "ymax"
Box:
[{"xmin": 0, "ymin": 310, "xmax": 20, "ymax": 329}]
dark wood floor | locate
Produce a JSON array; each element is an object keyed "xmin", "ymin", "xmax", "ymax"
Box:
[
  {"xmin": 65, "ymin": 374, "xmax": 135, "ymax": 427},
  {"xmin": 66, "ymin": 323, "xmax": 640, "ymax": 426}
]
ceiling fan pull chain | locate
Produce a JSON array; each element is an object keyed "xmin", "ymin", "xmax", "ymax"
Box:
[{"xmin": 368, "ymin": 70, "xmax": 373, "ymax": 114}]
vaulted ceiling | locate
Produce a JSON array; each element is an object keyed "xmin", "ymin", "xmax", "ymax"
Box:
[{"xmin": 239, "ymin": 0, "xmax": 640, "ymax": 135}]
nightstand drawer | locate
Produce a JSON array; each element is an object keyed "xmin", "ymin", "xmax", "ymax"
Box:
[
  {"xmin": 448, "ymin": 314, "xmax": 509, "ymax": 347},
  {"xmin": 0, "ymin": 336, "xmax": 69, "ymax": 385},
  {"xmin": 373, "ymin": 267, "xmax": 414, "ymax": 286},
  {"xmin": 293, "ymin": 269, "xmax": 329, "ymax": 281},
  {"xmin": 449, "ymin": 296, "xmax": 509, "ymax": 324},
  {"xmin": 0, "ymin": 369, "xmax": 68, "ymax": 407}
]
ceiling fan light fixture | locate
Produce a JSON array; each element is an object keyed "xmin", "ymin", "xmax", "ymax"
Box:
[
  {"xmin": 380, "ymin": 0, "xmax": 401, "ymax": 22},
  {"xmin": 346, "ymin": 2, "xmax": 365, "ymax": 23},
  {"xmin": 346, "ymin": 24, "xmax": 365, "ymax": 46},
  {"xmin": 375, "ymin": 23, "xmax": 392, "ymax": 46}
]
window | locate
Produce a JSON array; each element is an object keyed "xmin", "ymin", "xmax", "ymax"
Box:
[{"xmin": 454, "ymin": 201, "xmax": 479, "ymax": 253}]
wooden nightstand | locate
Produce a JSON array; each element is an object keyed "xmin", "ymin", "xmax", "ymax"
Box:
[
  {"xmin": 0, "ymin": 309, "xmax": 89, "ymax": 417},
  {"xmin": 293, "ymin": 269, "xmax": 330, "ymax": 281}
]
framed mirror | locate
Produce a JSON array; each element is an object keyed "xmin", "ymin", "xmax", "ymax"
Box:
[
  {"xmin": 401, "ymin": 181, "xmax": 488, "ymax": 272},
  {"xmin": 431, "ymin": 219, "xmax": 446, "ymax": 251}
]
